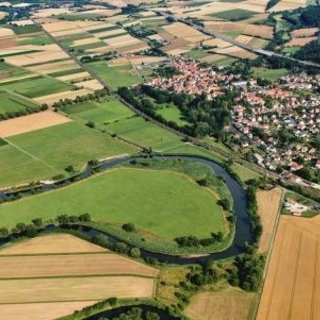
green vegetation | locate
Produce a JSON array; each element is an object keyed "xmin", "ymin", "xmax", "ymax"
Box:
[
  {"xmin": 211, "ymin": 9, "xmax": 256, "ymax": 21},
  {"xmin": 0, "ymin": 121, "xmax": 136, "ymax": 187},
  {"xmin": 0, "ymin": 90, "xmax": 38, "ymax": 115},
  {"xmin": 18, "ymin": 34, "xmax": 53, "ymax": 46},
  {"xmin": 86, "ymin": 62, "xmax": 143, "ymax": 89},
  {"xmin": 2, "ymin": 24, "xmax": 41, "ymax": 34},
  {"xmin": 0, "ymin": 167, "xmax": 225, "ymax": 240},
  {"xmin": 61, "ymin": 97, "xmax": 135, "ymax": 124},
  {"xmin": 253, "ymin": 67, "xmax": 288, "ymax": 80},
  {"xmin": 0, "ymin": 75, "xmax": 73, "ymax": 98},
  {"xmin": 157, "ymin": 105, "xmax": 189, "ymax": 127}
]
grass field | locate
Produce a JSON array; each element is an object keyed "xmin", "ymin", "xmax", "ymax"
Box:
[
  {"xmin": 0, "ymin": 121, "xmax": 136, "ymax": 187},
  {"xmin": 0, "ymin": 233, "xmax": 158, "ymax": 319},
  {"xmin": 253, "ymin": 67, "xmax": 289, "ymax": 80},
  {"xmin": 185, "ymin": 288, "xmax": 257, "ymax": 320},
  {"xmin": 61, "ymin": 97, "xmax": 135, "ymax": 124},
  {"xmin": 257, "ymin": 215, "xmax": 320, "ymax": 320},
  {"xmin": 257, "ymin": 187, "xmax": 282, "ymax": 253},
  {"xmin": 157, "ymin": 105, "xmax": 189, "ymax": 127},
  {"xmin": 0, "ymin": 75, "xmax": 73, "ymax": 98},
  {"xmin": 0, "ymin": 90, "xmax": 38, "ymax": 114},
  {"xmin": 87, "ymin": 62, "xmax": 143, "ymax": 89},
  {"xmin": 211, "ymin": 9, "xmax": 256, "ymax": 21},
  {"xmin": 106, "ymin": 116, "xmax": 184, "ymax": 151},
  {"xmin": 0, "ymin": 167, "xmax": 225, "ymax": 239}
]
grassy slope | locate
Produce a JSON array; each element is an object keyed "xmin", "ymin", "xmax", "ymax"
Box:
[
  {"xmin": 0, "ymin": 168, "xmax": 225, "ymax": 238},
  {"xmin": 0, "ymin": 91, "xmax": 37, "ymax": 114}
]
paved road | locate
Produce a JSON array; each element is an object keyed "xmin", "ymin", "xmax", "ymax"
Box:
[{"xmin": 156, "ymin": 11, "xmax": 320, "ymax": 68}]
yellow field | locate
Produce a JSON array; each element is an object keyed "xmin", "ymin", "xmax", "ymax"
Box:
[
  {"xmin": 0, "ymin": 234, "xmax": 158, "ymax": 320},
  {"xmin": 0, "ymin": 276, "xmax": 155, "ymax": 303},
  {"xmin": 0, "ymin": 301, "xmax": 97, "ymax": 320},
  {"xmin": 0, "ymin": 111, "xmax": 71, "ymax": 138},
  {"xmin": 257, "ymin": 215, "xmax": 320, "ymax": 320},
  {"xmin": 257, "ymin": 187, "xmax": 283, "ymax": 253},
  {"xmin": 0, "ymin": 253, "xmax": 158, "ymax": 278},
  {"xmin": 0, "ymin": 234, "xmax": 107, "ymax": 255},
  {"xmin": 184, "ymin": 289, "xmax": 256, "ymax": 320}
]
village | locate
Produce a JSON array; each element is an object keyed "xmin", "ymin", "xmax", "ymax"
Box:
[{"xmin": 149, "ymin": 57, "xmax": 320, "ymax": 188}]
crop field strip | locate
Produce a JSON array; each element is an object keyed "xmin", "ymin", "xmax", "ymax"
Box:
[
  {"xmin": 257, "ymin": 216, "xmax": 320, "ymax": 320},
  {"xmin": 0, "ymin": 234, "xmax": 158, "ymax": 319}
]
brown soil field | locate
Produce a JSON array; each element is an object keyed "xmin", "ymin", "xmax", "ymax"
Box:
[
  {"xmin": 76, "ymin": 79, "xmax": 104, "ymax": 90},
  {"xmin": 0, "ymin": 276, "xmax": 155, "ymax": 303},
  {"xmin": 257, "ymin": 187, "xmax": 283, "ymax": 253},
  {"xmin": 0, "ymin": 111, "xmax": 71, "ymax": 137},
  {"xmin": 0, "ymin": 253, "xmax": 158, "ymax": 278},
  {"xmin": 0, "ymin": 234, "xmax": 107, "ymax": 255},
  {"xmin": 184, "ymin": 289, "xmax": 256, "ymax": 320},
  {"xmin": 243, "ymin": 24, "xmax": 273, "ymax": 39},
  {"xmin": 235, "ymin": 34, "xmax": 254, "ymax": 45},
  {"xmin": 257, "ymin": 215, "xmax": 320, "ymax": 320},
  {"xmin": 291, "ymin": 27, "xmax": 319, "ymax": 38},
  {"xmin": 270, "ymin": 1, "xmax": 306, "ymax": 12},
  {"xmin": 0, "ymin": 301, "xmax": 97, "ymax": 320},
  {"xmin": 205, "ymin": 22, "xmax": 246, "ymax": 33},
  {"xmin": 286, "ymin": 36, "xmax": 317, "ymax": 47}
]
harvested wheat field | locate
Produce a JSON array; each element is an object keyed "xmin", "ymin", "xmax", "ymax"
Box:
[
  {"xmin": 0, "ymin": 253, "xmax": 158, "ymax": 278},
  {"xmin": 0, "ymin": 111, "xmax": 71, "ymax": 137},
  {"xmin": 0, "ymin": 276, "xmax": 155, "ymax": 303},
  {"xmin": 257, "ymin": 215, "xmax": 320, "ymax": 320},
  {"xmin": 0, "ymin": 234, "xmax": 107, "ymax": 255},
  {"xmin": 0, "ymin": 301, "xmax": 97, "ymax": 320},
  {"xmin": 184, "ymin": 289, "xmax": 256, "ymax": 320},
  {"xmin": 257, "ymin": 187, "xmax": 283, "ymax": 253},
  {"xmin": 0, "ymin": 233, "xmax": 158, "ymax": 320}
]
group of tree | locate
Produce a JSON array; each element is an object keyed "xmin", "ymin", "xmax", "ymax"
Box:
[
  {"xmin": 175, "ymin": 232, "xmax": 224, "ymax": 248},
  {"xmin": 118, "ymin": 85, "xmax": 235, "ymax": 138},
  {"xmin": 0, "ymin": 104, "xmax": 48, "ymax": 122}
]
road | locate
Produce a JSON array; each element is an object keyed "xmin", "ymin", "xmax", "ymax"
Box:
[{"xmin": 156, "ymin": 11, "xmax": 320, "ymax": 68}]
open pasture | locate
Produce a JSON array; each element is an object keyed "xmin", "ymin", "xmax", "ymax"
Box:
[
  {"xmin": 105, "ymin": 116, "xmax": 183, "ymax": 151},
  {"xmin": 0, "ymin": 75, "xmax": 73, "ymax": 99},
  {"xmin": 257, "ymin": 215, "xmax": 320, "ymax": 320},
  {"xmin": 0, "ymin": 167, "xmax": 225, "ymax": 239},
  {"xmin": 61, "ymin": 97, "xmax": 135, "ymax": 124},
  {"xmin": 87, "ymin": 62, "xmax": 143, "ymax": 89},
  {"xmin": 0, "ymin": 91, "xmax": 38, "ymax": 115},
  {"xmin": 0, "ymin": 121, "xmax": 136, "ymax": 187},
  {"xmin": 257, "ymin": 187, "xmax": 282, "ymax": 253}
]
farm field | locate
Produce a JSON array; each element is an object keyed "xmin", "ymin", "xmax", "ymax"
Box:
[
  {"xmin": 184, "ymin": 289, "xmax": 257, "ymax": 320},
  {"xmin": 257, "ymin": 215, "xmax": 320, "ymax": 320},
  {"xmin": 86, "ymin": 62, "xmax": 143, "ymax": 89},
  {"xmin": 0, "ymin": 233, "xmax": 107, "ymax": 255},
  {"xmin": 0, "ymin": 167, "xmax": 226, "ymax": 239},
  {"xmin": 253, "ymin": 67, "xmax": 289, "ymax": 80},
  {"xmin": 105, "ymin": 116, "xmax": 184, "ymax": 151},
  {"xmin": 0, "ymin": 121, "xmax": 136, "ymax": 187},
  {"xmin": 0, "ymin": 90, "xmax": 38, "ymax": 115},
  {"xmin": 0, "ymin": 111, "xmax": 71, "ymax": 137},
  {"xmin": 0, "ymin": 234, "xmax": 158, "ymax": 320},
  {"xmin": 257, "ymin": 187, "xmax": 283, "ymax": 253},
  {"xmin": 61, "ymin": 97, "xmax": 135, "ymax": 124}
]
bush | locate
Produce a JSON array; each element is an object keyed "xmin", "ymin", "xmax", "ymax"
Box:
[
  {"xmin": 122, "ymin": 223, "xmax": 136, "ymax": 232},
  {"xmin": 129, "ymin": 247, "xmax": 141, "ymax": 258}
]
